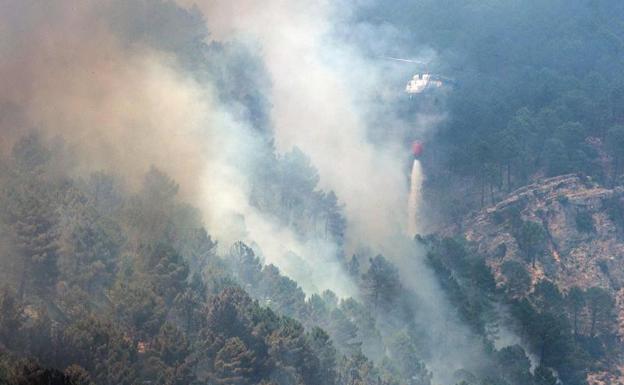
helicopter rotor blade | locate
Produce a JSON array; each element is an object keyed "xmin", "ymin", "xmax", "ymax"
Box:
[{"xmin": 381, "ymin": 56, "xmax": 427, "ymax": 65}]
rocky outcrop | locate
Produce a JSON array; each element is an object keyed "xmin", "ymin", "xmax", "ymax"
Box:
[
  {"xmin": 460, "ymin": 174, "xmax": 624, "ymax": 383},
  {"xmin": 587, "ymin": 368, "xmax": 624, "ymax": 385},
  {"xmin": 463, "ymin": 174, "xmax": 624, "ymax": 294}
]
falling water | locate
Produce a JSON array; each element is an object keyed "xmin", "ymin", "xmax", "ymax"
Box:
[{"xmin": 407, "ymin": 159, "xmax": 423, "ymax": 237}]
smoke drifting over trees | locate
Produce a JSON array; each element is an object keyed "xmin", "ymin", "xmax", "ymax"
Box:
[
  {"xmin": 2, "ymin": 1, "xmax": 622, "ymax": 385},
  {"xmin": 0, "ymin": 0, "xmax": 431, "ymax": 297}
]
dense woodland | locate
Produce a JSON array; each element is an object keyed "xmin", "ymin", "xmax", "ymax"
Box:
[
  {"xmin": 354, "ymin": 0, "xmax": 624, "ymax": 218},
  {"xmin": 1, "ymin": 131, "xmax": 597, "ymax": 385},
  {"xmin": 2, "ymin": 0, "xmax": 624, "ymax": 385},
  {"xmin": 0, "ymin": 135, "xmax": 616, "ymax": 385},
  {"xmin": 424, "ymin": 236, "xmax": 619, "ymax": 385},
  {"xmin": 0, "ymin": 134, "xmax": 392, "ymax": 385}
]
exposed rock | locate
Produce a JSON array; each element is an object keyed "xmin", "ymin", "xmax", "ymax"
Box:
[
  {"xmin": 587, "ymin": 366, "xmax": 624, "ymax": 385},
  {"xmin": 462, "ymin": 174, "xmax": 624, "ymax": 295},
  {"xmin": 461, "ymin": 174, "xmax": 624, "ymax": 382}
]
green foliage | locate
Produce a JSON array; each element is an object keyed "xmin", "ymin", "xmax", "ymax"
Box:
[
  {"xmin": 494, "ymin": 345, "xmax": 532, "ymax": 385},
  {"xmin": 533, "ymin": 366, "xmax": 557, "ymax": 385},
  {"xmin": 425, "ymin": 237, "xmax": 500, "ymax": 338},
  {"xmin": 250, "ymin": 147, "xmax": 347, "ymax": 246},
  {"xmin": 11, "ymin": 135, "xmax": 50, "ymax": 175},
  {"xmin": 514, "ymin": 221, "xmax": 547, "ymax": 267},
  {"xmin": 360, "ymin": 255, "xmax": 401, "ymax": 313},
  {"xmin": 56, "ymin": 187, "xmax": 123, "ymax": 293},
  {"xmin": 424, "ymin": 234, "xmax": 620, "ymax": 385},
  {"xmin": 213, "ymin": 337, "xmax": 259, "ymax": 385},
  {"xmin": 556, "ymin": 194, "xmax": 569, "ymax": 205},
  {"xmin": 307, "ymin": 327, "xmax": 337, "ymax": 385},
  {"xmin": 604, "ymin": 196, "xmax": 624, "ymax": 228},
  {"xmin": 501, "ymin": 261, "xmax": 530, "ymax": 298},
  {"xmin": 4, "ymin": 359, "xmax": 86, "ymax": 385},
  {"xmin": 506, "ymin": 286, "xmax": 607, "ymax": 385},
  {"xmin": 58, "ymin": 315, "xmax": 138, "ymax": 385},
  {"xmin": 385, "ymin": 332, "xmax": 431, "ymax": 385},
  {"xmin": 575, "ymin": 211, "xmax": 594, "ymax": 233},
  {"xmin": 358, "ymin": 0, "xmax": 624, "ymax": 215},
  {"xmin": 14, "ymin": 0, "xmax": 623, "ymax": 382},
  {"xmin": 1, "ymin": 170, "xmax": 60, "ymax": 297},
  {"xmin": 4, "ymin": 8, "xmax": 623, "ymax": 373},
  {"xmin": 584, "ymin": 287, "xmax": 615, "ymax": 338},
  {"xmin": 151, "ymin": 323, "xmax": 189, "ymax": 367},
  {"xmin": 110, "ymin": 278, "xmax": 166, "ymax": 338},
  {"xmin": 336, "ymin": 352, "xmax": 386, "ymax": 385},
  {"xmin": 566, "ymin": 287, "xmax": 585, "ymax": 337}
]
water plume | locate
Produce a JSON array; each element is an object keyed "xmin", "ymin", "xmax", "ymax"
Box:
[{"xmin": 408, "ymin": 159, "xmax": 424, "ymax": 237}]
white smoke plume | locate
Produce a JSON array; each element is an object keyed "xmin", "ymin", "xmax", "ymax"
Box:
[
  {"xmin": 0, "ymin": 0, "xmax": 212, "ymax": 198},
  {"xmin": 196, "ymin": 110, "xmax": 357, "ymax": 296},
  {"xmin": 177, "ymin": 1, "xmax": 487, "ymax": 382},
  {"xmin": 176, "ymin": 0, "xmax": 415, "ymax": 253},
  {"xmin": 0, "ymin": 0, "xmax": 489, "ymax": 381},
  {"xmin": 0, "ymin": 0, "xmax": 360, "ymax": 298}
]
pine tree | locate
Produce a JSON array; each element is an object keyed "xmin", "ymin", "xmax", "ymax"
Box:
[
  {"xmin": 213, "ymin": 337, "xmax": 258, "ymax": 385},
  {"xmin": 585, "ymin": 287, "xmax": 615, "ymax": 338},
  {"xmin": 360, "ymin": 256, "xmax": 401, "ymax": 313},
  {"xmin": 566, "ymin": 287, "xmax": 585, "ymax": 337}
]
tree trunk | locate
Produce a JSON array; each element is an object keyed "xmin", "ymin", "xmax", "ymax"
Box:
[
  {"xmin": 590, "ymin": 310, "xmax": 596, "ymax": 338},
  {"xmin": 480, "ymin": 178, "xmax": 485, "ymax": 208},
  {"xmin": 613, "ymin": 156, "xmax": 620, "ymax": 188}
]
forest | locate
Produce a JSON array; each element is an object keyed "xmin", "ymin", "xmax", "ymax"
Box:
[
  {"xmin": 1, "ymin": 1, "xmax": 624, "ymax": 385},
  {"xmin": 366, "ymin": 0, "xmax": 624, "ymax": 218}
]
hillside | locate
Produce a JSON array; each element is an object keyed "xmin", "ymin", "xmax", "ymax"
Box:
[
  {"xmin": 2, "ymin": 1, "xmax": 624, "ymax": 385},
  {"xmin": 457, "ymin": 174, "xmax": 624, "ymax": 383},
  {"xmin": 464, "ymin": 175, "xmax": 624, "ymax": 293}
]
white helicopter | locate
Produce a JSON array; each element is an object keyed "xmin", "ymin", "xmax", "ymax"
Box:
[{"xmin": 383, "ymin": 57, "xmax": 454, "ymax": 95}]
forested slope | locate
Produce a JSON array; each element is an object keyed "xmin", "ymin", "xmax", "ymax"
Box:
[
  {"xmin": 0, "ymin": 135, "xmax": 409, "ymax": 385},
  {"xmin": 0, "ymin": 135, "xmax": 563, "ymax": 385},
  {"xmin": 352, "ymin": 0, "xmax": 624, "ymax": 221},
  {"xmin": 2, "ymin": 1, "xmax": 624, "ymax": 385},
  {"xmin": 349, "ymin": 1, "xmax": 624, "ymax": 383}
]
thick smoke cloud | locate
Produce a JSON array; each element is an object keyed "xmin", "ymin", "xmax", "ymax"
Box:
[
  {"xmin": 177, "ymin": 1, "xmax": 487, "ymax": 381},
  {"xmin": 177, "ymin": 0, "xmax": 417, "ymax": 252},
  {"xmin": 0, "ymin": 0, "xmax": 493, "ymax": 382},
  {"xmin": 0, "ymin": 0, "xmax": 210, "ymax": 198},
  {"xmin": 0, "ymin": 0, "xmax": 357, "ymax": 297},
  {"xmin": 177, "ymin": 2, "xmax": 493, "ymax": 382}
]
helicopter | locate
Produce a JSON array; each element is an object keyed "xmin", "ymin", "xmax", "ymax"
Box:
[
  {"xmin": 382, "ymin": 56, "xmax": 455, "ymax": 95},
  {"xmin": 405, "ymin": 73, "xmax": 444, "ymax": 94}
]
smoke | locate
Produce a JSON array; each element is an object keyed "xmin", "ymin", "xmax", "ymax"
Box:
[
  {"xmin": 0, "ymin": 0, "xmax": 358, "ymax": 297},
  {"xmin": 0, "ymin": 0, "xmax": 487, "ymax": 381},
  {"xmin": 0, "ymin": 0, "xmax": 211, "ymax": 199},
  {"xmin": 195, "ymin": 114, "xmax": 357, "ymax": 296},
  {"xmin": 176, "ymin": 0, "xmax": 418, "ymax": 253},
  {"xmin": 177, "ymin": 1, "xmax": 489, "ymax": 382}
]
